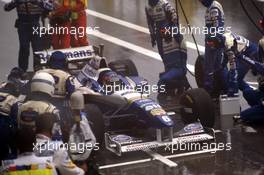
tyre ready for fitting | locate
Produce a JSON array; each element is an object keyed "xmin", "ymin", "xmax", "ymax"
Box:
[
  {"xmin": 179, "ymin": 88, "xmax": 215, "ymax": 128},
  {"xmin": 109, "ymin": 59, "xmax": 139, "ymax": 76}
]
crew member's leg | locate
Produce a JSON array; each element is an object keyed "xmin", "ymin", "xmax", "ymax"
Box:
[
  {"xmin": 17, "ymin": 23, "xmax": 31, "ymax": 71},
  {"xmin": 240, "ymin": 105, "xmax": 264, "ymax": 122}
]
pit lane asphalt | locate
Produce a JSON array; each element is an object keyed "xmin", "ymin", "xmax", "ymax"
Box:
[{"xmin": 1, "ymin": 0, "xmax": 264, "ymax": 174}]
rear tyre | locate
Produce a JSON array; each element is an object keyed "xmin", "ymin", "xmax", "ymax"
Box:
[
  {"xmin": 84, "ymin": 104, "xmax": 105, "ymax": 145},
  {"xmin": 109, "ymin": 59, "xmax": 139, "ymax": 76},
  {"xmin": 179, "ymin": 88, "xmax": 215, "ymax": 128},
  {"xmin": 195, "ymin": 55, "xmax": 205, "ymax": 88}
]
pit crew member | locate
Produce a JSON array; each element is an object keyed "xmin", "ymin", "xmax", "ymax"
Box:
[
  {"xmin": 4, "ymin": 0, "xmax": 53, "ymax": 71},
  {"xmin": 145, "ymin": 0, "xmax": 180, "ymax": 56},
  {"xmin": 199, "ymin": 0, "xmax": 225, "ymax": 95},
  {"xmin": 0, "ymin": 67, "xmax": 27, "ymax": 161},
  {"xmin": 50, "ymin": 0, "xmax": 71, "ymax": 49},
  {"xmin": 1, "ymin": 113, "xmax": 85, "ymax": 175},
  {"xmin": 37, "ymin": 51, "xmax": 75, "ymax": 97},
  {"xmin": 70, "ymin": 0, "xmax": 89, "ymax": 47},
  {"xmin": 68, "ymin": 91, "xmax": 98, "ymax": 174},
  {"xmin": 157, "ymin": 24, "xmax": 190, "ymax": 94},
  {"xmin": 17, "ymin": 72, "xmax": 62, "ymax": 140},
  {"xmin": 34, "ymin": 113, "xmax": 86, "ymax": 174}
]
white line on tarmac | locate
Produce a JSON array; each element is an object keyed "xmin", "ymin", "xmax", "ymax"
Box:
[
  {"xmin": 86, "ymin": 10, "xmax": 258, "ymax": 87},
  {"xmin": 86, "ymin": 9, "xmax": 205, "ymax": 53},
  {"xmin": 89, "ymin": 30, "xmax": 195, "ymax": 73}
]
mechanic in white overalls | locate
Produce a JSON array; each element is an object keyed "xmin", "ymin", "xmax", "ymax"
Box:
[
  {"xmin": 18, "ymin": 72, "xmax": 62, "ymax": 140},
  {"xmin": 38, "ymin": 51, "xmax": 76, "ymax": 141},
  {"xmin": 68, "ymin": 91, "xmax": 98, "ymax": 174}
]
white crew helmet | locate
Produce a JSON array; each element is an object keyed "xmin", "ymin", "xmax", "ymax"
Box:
[{"xmin": 31, "ymin": 72, "xmax": 55, "ymax": 96}]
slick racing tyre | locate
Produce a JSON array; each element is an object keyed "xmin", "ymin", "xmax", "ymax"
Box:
[
  {"xmin": 195, "ymin": 55, "xmax": 205, "ymax": 88},
  {"xmin": 179, "ymin": 88, "xmax": 215, "ymax": 128},
  {"xmin": 109, "ymin": 59, "xmax": 139, "ymax": 76},
  {"xmin": 84, "ymin": 104, "xmax": 105, "ymax": 145}
]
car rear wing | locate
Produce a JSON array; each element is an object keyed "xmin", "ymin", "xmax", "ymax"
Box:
[{"xmin": 34, "ymin": 44, "xmax": 104, "ymax": 65}]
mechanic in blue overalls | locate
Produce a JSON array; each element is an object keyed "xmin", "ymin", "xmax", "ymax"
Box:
[
  {"xmin": 4, "ymin": 0, "xmax": 53, "ymax": 71},
  {"xmin": 199, "ymin": 0, "xmax": 225, "ymax": 96},
  {"xmin": 145, "ymin": 0, "xmax": 189, "ymax": 94},
  {"xmin": 0, "ymin": 67, "xmax": 27, "ymax": 161},
  {"xmin": 223, "ymin": 32, "xmax": 260, "ymax": 95},
  {"xmin": 158, "ymin": 23, "xmax": 189, "ymax": 94},
  {"xmin": 236, "ymin": 35, "xmax": 264, "ymax": 123}
]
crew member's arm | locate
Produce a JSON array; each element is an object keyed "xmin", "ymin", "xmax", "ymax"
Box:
[
  {"xmin": 53, "ymin": 149, "xmax": 85, "ymax": 175},
  {"xmin": 66, "ymin": 76, "xmax": 76, "ymax": 95},
  {"xmin": 164, "ymin": 1, "xmax": 178, "ymax": 24},
  {"xmin": 4, "ymin": 0, "xmax": 17, "ymax": 11}
]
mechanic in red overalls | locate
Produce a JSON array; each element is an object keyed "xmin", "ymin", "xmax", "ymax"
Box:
[
  {"xmin": 50, "ymin": 0, "xmax": 71, "ymax": 49},
  {"xmin": 70, "ymin": 0, "xmax": 89, "ymax": 47}
]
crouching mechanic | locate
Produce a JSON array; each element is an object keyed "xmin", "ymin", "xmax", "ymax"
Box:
[
  {"xmin": 157, "ymin": 24, "xmax": 190, "ymax": 94},
  {"xmin": 1, "ymin": 112, "xmax": 85, "ymax": 175},
  {"xmin": 207, "ymin": 32, "xmax": 260, "ymax": 96},
  {"xmin": 18, "ymin": 72, "xmax": 63, "ymax": 140},
  {"xmin": 38, "ymin": 51, "xmax": 75, "ymax": 97},
  {"xmin": 34, "ymin": 113, "xmax": 86, "ymax": 174},
  {"xmin": 38, "ymin": 51, "xmax": 76, "ymax": 141},
  {"xmin": 68, "ymin": 91, "xmax": 100, "ymax": 175},
  {"xmin": 223, "ymin": 32, "xmax": 260, "ymax": 92},
  {"xmin": 0, "ymin": 67, "xmax": 27, "ymax": 161}
]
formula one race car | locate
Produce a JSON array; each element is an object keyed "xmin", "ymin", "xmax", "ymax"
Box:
[{"xmin": 34, "ymin": 45, "xmax": 216, "ymax": 156}]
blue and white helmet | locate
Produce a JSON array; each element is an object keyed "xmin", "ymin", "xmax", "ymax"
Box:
[{"xmin": 49, "ymin": 51, "xmax": 67, "ymax": 69}]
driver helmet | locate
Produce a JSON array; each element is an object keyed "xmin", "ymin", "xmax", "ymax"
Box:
[
  {"xmin": 88, "ymin": 56, "xmax": 107, "ymax": 70},
  {"xmin": 49, "ymin": 51, "xmax": 67, "ymax": 69},
  {"xmin": 99, "ymin": 70, "xmax": 121, "ymax": 94}
]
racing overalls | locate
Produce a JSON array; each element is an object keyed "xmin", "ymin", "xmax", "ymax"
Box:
[
  {"xmin": 18, "ymin": 99, "xmax": 62, "ymax": 140},
  {"xmin": 1, "ymin": 152, "xmax": 58, "ymax": 175},
  {"xmin": 4, "ymin": 0, "xmax": 53, "ymax": 71},
  {"xmin": 203, "ymin": 0, "xmax": 225, "ymax": 94},
  {"xmin": 18, "ymin": 100, "xmax": 59, "ymax": 127},
  {"xmin": 33, "ymin": 134, "xmax": 85, "ymax": 175},
  {"xmin": 222, "ymin": 32, "xmax": 259, "ymax": 97},
  {"xmin": 238, "ymin": 36, "xmax": 264, "ymax": 122},
  {"xmin": 240, "ymin": 79, "xmax": 264, "ymax": 123},
  {"xmin": 158, "ymin": 37, "xmax": 189, "ymax": 91},
  {"xmin": 50, "ymin": 0, "xmax": 71, "ymax": 49},
  {"xmin": 68, "ymin": 112, "xmax": 96, "ymax": 161},
  {"xmin": 70, "ymin": 0, "xmax": 89, "ymax": 47},
  {"xmin": 145, "ymin": 0, "xmax": 178, "ymax": 55},
  {"xmin": 37, "ymin": 69, "xmax": 75, "ymax": 97},
  {"xmin": 0, "ymin": 92, "xmax": 18, "ymax": 161}
]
